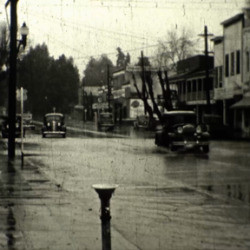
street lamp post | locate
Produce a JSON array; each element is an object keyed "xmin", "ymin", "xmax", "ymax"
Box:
[
  {"xmin": 8, "ymin": 5, "xmax": 29, "ymax": 159},
  {"xmin": 92, "ymin": 184, "xmax": 118, "ymax": 250},
  {"xmin": 107, "ymin": 64, "xmax": 111, "ymax": 112}
]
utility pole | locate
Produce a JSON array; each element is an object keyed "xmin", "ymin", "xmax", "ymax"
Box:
[
  {"xmin": 199, "ymin": 25, "xmax": 213, "ymax": 114},
  {"xmin": 140, "ymin": 51, "xmax": 146, "ymax": 115},
  {"xmin": 107, "ymin": 64, "xmax": 111, "ymax": 112},
  {"xmin": 8, "ymin": 0, "xmax": 17, "ymax": 159}
]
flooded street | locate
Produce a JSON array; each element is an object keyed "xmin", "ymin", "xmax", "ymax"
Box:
[{"xmin": 13, "ymin": 132, "xmax": 250, "ymax": 250}]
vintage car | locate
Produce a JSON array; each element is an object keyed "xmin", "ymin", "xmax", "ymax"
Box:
[
  {"xmin": 134, "ymin": 115, "xmax": 159, "ymax": 130},
  {"xmin": 1, "ymin": 115, "xmax": 23, "ymax": 138},
  {"xmin": 134, "ymin": 115, "xmax": 150, "ymax": 129},
  {"xmin": 42, "ymin": 113, "xmax": 66, "ymax": 138},
  {"xmin": 22, "ymin": 113, "xmax": 35, "ymax": 131},
  {"xmin": 97, "ymin": 112, "xmax": 114, "ymax": 131},
  {"xmin": 155, "ymin": 110, "xmax": 210, "ymax": 153}
]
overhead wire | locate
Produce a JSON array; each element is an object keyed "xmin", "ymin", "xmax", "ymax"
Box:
[
  {"xmin": 19, "ymin": 6, "xmax": 153, "ymax": 43},
  {"xmin": 18, "ymin": 4, "xmax": 157, "ymax": 60},
  {"xmin": 21, "ymin": 0, "xmax": 245, "ymax": 9},
  {"xmin": 17, "ymin": 0, "xmax": 244, "ymax": 71}
]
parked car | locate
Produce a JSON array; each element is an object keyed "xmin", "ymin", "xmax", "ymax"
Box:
[
  {"xmin": 155, "ymin": 110, "xmax": 210, "ymax": 153},
  {"xmin": 134, "ymin": 115, "xmax": 159, "ymax": 130},
  {"xmin": 134, "ymin": 115, "xmax": 149, "ymax": 129},
  {"xmin": 97, "ymin": 112, "xmax": 114, "ymax": 131},
  {"xmin": 22, "ymin": 113, "xmax": 35, "ymax": 131},
  {"xmin": 1, "ymin": 115, "xmax": 23, "ymax": 138},
  {"xmin": 42, "ymin": 113, "xmax": 66, "ymax": 138}
]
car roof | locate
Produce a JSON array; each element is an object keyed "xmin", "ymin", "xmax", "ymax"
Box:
[
  {"xmin": 100, "ymin": 112, "xmax": 112, "ymax": 115},
  {"xmin": 45, "ymin": 113, "xmax": 64, "ymax": 117},
  {"xmin": 163, "ymin": 110, "xmax": 195, "ymax": 116}
]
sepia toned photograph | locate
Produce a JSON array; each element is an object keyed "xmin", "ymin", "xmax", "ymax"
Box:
[{"xmin": 0, "ymin": 0, "xmax": 250, "ymax": 249}]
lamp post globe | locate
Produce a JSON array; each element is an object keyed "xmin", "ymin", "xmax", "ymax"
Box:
[{"xmin": 20, "ymin": 22, "xmax": 29, "ymax": 48}]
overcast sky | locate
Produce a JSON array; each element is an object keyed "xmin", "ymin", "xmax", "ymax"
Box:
[{"xmin": 0, "ymin": 0, "xmax": 248, "ymax": 76}]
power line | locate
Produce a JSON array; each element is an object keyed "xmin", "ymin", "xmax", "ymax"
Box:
[
  {"xmin": 19, "ymin": 7, "xmax": 153, "ymax": 42},
  {"xmin": 19, "ymin": 0, "xmax": 245, "ymax": 9}
]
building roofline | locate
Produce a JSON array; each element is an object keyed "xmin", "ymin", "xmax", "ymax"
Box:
[
  {"xmin": 211, "ymin": 36, "xmax": 223, "ymax": 44},
  {"xmin": 169, "ymin": 68, "xmax": 214, "ymax": 82},
  {"xmin": 221, "ymin": 13, "xmax": 244, "ymax": 27}
]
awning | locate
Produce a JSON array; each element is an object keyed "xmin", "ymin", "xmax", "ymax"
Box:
[{"xmin": 230, "ymin": 96, "xmax": 250, "ymax": 109}]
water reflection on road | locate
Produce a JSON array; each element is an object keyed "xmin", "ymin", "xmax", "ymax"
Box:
[{"xmin": 160, "ymin": 141, "xmax": 250, "ymax": 206}]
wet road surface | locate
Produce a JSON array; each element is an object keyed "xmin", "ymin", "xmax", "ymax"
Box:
[{"xmin": 0, "ymin": 130, "xmax": 250, "ymax": 249}]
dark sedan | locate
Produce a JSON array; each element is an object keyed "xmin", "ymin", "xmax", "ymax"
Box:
[
  {"xmin": 155, "ymin": 110, "xmax": 210, "ymax": 153},
  {"xmin": 42, "ymin": 113, "xmax": 66, "ymax": 138},
  {"xmin": 1, "ymin": 115, "xmax": 23, "ymax": 138}
]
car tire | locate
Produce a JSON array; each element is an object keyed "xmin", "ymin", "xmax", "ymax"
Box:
[
  {"xmin": 202, "ymin": 145, "xmax": 209, "ymax": 153},
  {"xmin": 133, "ymin": 122, "xmax": 138, "ymax": 130},
  {"xmin": 170, "ymin": 143, "xmax": 177, "ymax": 151},
  {"xmin": 155, "ymin": 135, "xmax": 159, "ymax": 146},
  {"xmin": 42, "ymin": 134, "xmax": 45, "ymax": 138}
]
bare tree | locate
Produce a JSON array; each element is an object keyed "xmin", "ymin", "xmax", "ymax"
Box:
[
  {"xmin": 133, "ymin": 52, "xmax": 180, "ymax": 127},
  {"xmin": 154, "ymin": 27, "xmax": 196, "ymax": 72},
  {"xmin": 0, "ymin": 23, "xmax": 8, "ymax": 69},
  {"xmin": 132, "ymin": 73, "xmax": 154, "ymax": 122}
]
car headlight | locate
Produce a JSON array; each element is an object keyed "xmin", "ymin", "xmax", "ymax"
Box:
[
  {"xmin": 47, "ymin": 122, "xmax": 50, "ymax": 126},
  {"xmin": 196, "ymin": 125, "xmax": 202, "ymax": 134},
  {"xmin": 16, "ymin": 123, "xmax": 19, "ymax": 128},
  {"xmin": 177, "ymin": 126, "xmax": 183, "ymax": 134},
  {"xmin": 6, "ymin": 124, "xmax": 9, "ymax": 129},
  {"xmin": 58, "ymin": 122, "xmax": 61, "ymax": 126}
]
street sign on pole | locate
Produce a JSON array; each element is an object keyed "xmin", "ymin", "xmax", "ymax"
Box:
[{"xmin": 16, "ymin": 88, "xmax": 27, "ymax": 102}]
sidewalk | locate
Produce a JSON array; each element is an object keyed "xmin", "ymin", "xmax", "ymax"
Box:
[{"xmin": 0, "ymin": 143, "xmax": 138, "ymax": 250}]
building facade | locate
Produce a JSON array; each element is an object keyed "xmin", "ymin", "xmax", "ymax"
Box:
[
  {"xmin": 112, "ymin": 66, "xmax": 163, "ymax": 123},
  {"xmin": 213, "ymin": 8, "xmax": 250, "ymax": 137},
  {"xmin": 168, "ymin": 55, "xmax": 214, "ymax": 123}
]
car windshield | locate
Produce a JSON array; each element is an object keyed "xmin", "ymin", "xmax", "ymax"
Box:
[
  {"xmin": 164, "ymin": 114, "xmax": 196, "ymax": 126},
  {"xmin": 138, "ymin": 116, "xmax": 148, "ymax": 121},
  {"xmin": 100, "ymin": 113, "xmax": 113, "ymax": 122},
  {"xmin": 45, "ymin": 115, "xmax": 63, "ymax": 122},
  {"xmin": 173, "ymin": 115, "xmax": 196, "ymax": 124}
]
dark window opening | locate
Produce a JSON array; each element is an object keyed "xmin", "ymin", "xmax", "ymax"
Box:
[
  {"xmin": 187, "ymin": 81, "xmax": 191, "ymax": 92},
  {"xmin": 225, "ymin": 54, "xmax": 229, "ymax": 77},
  {"xmin": 193, "ymin": 80, "xmax": 197, "ymax": 92},
  {"xmin": 219, "ymin": 66, "xmax": 223, "ymax": 87},
  {"xmin": 198, "ymin": 79, "xmax": 202, "ymax": 91},
  {"xmin": 236, "ymin": 50, "xmax": 240, "ymax": 74},
  {"xmin": 231, "ymin": 52, "xmax": 235, "ymax": 76},
  {"xmin": 247, "ymin": 51, "xmax": 250, "ymax": 72}
]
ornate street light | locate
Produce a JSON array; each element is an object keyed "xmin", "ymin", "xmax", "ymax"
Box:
[
  {"xmin": 18, "ymin": 22, "xmax": 29, "ymax": 51},
  {"xmin": 8, "ymin": 19, "xmax": 29, "ymax": 159}
]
